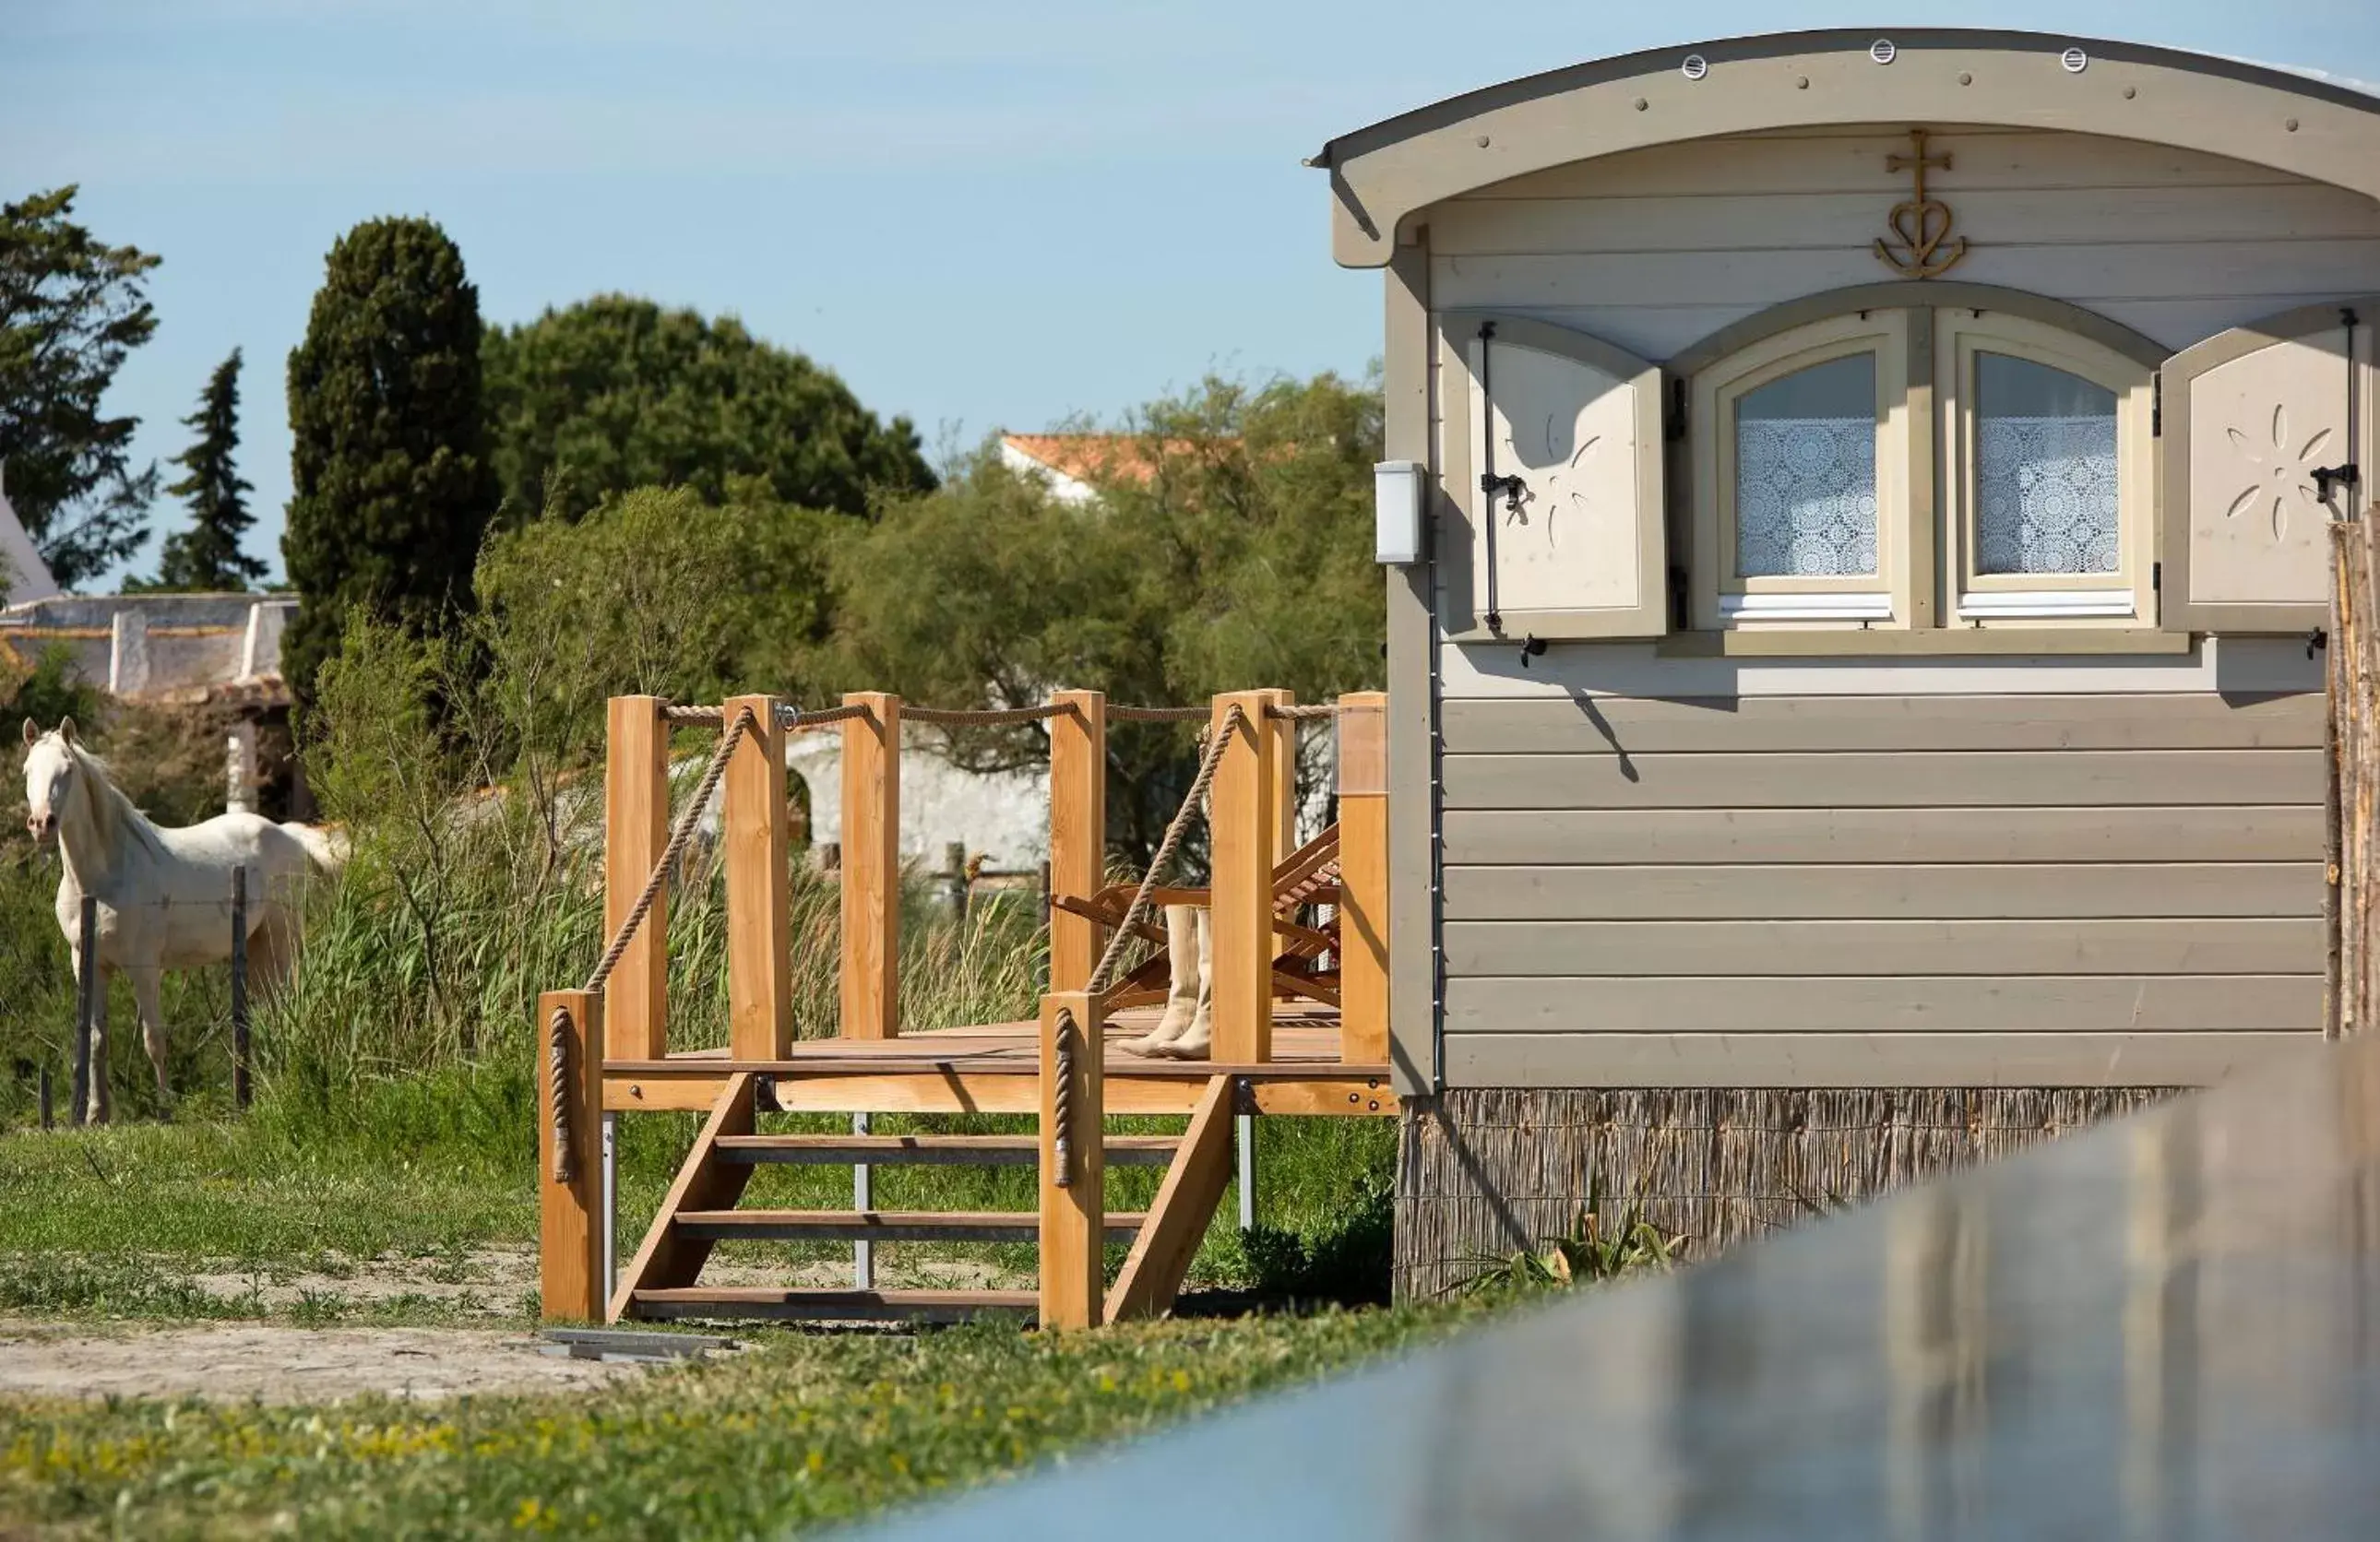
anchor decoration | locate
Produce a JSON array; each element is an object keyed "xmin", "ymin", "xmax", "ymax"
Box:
[{"xmin": 1874, "ymin": 128, "xmax": 1969, "ymax": 279}]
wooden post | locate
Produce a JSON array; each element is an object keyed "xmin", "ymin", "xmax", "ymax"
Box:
[
  {"xmin": 1038, "ymin": 989, "xmax": 1105, "ymax": 1329},
  {"xmin": 1337, "ymin": 692, "xmax": 1390, "ymax": 1066},
  {"xmin": 606, "ymin": 695, "xmax": 672, "ymax": 1060},
  {"xmin": 1048, "ymin": 689, "xmax": 1107, "ymax": 995},
  {"xmin": 723, "ymin": 694, "xmax": 791, "ymax": 1061},
  {"xmin": 1209, "ymin": 690, "xmax": 1277, "ymax": 1064},
  {"xmin": 70, "ymin": 895, "xmax": 96, "ymax": 1127},
  {"xmin": 538, "ymin": 988, "xmax": 604, "ymax": 1322},
  {"xmin": 840, "ymin": 692, "xmax": 902, "ymax": 1040},
  {"xmin": 230, "ymin": 867, "xmax": 251, "ymax": 1110},
  {"xmin": 943, "ymin": 841, "xmax": 969, "ymax": 917}
]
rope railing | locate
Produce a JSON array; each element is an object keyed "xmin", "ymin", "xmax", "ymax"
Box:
[
  {"xmin": 1109, "ymin": 704, "xmax": 1212, "ymax": 723},
  {"xmin": 582, "ymin": 705, "xmax": 756, "ymax": 998},
  {"xmin": 779, "ymin": 702, "xmax": 869, "ymax": 730},
  {"xmin": 902, "ymin": 703, "xmax": 1067, "ymax": 727},
  {"xmin": 1085, "ymin": 704, "xmax": 1257, "ymax": 995},
  {"xmin": 661, "ymin": 696, "xmax": 1342, "ymax": 726}
]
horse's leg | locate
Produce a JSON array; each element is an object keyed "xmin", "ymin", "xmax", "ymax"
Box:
[{"xmin": 130, "ymin": 967, "xmax": 171, "ymax": 1113}]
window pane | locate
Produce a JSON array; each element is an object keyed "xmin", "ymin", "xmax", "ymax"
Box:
[
  {"xmin": 1735, "ymin": 353, "xmax": 1878, "ymax": 577},
  {"xmin": 1975, "ymin": 352, "xmax": 2119, "ymax": 575}
]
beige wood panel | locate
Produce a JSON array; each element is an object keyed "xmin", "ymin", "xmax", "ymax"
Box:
[
  {"xmin": 1444, "ymin": 806, "xmax": 2326, "ymax": 866},
  {"xmin": 1434, "ymin": 184, "xmax": 2380, "ymax": 256},
  {"xmin": 1434, "ymin": 635, "xmax": 2323, "ymax": 700},
  {"xmin": 1442, "ymin": 749, "xmax": 2322, "ymax": 810},
  {"xmin": 1441, "ymin": 1030, "xmax": 2317, "ymax": 1089},
  {"xmin": 1445, "ymin": 974, "xmax": 2323, "ymax": 1034},
  {"xmin": 1444, "ymin": 918, "xmax": 2322, "ymax": 976},
  {"xmin": 1462, "ymin": 127, "xmax": 2310, "ymax": 201},
  {"xmin": 1505, "ymin": 297, "xmax": 2364, "ymax": 367},
  {"xmin": 1431, "ymin": 242, "xmax": 2380, "ymax": 315},
  {"xmin": 1441, "ymin": 693, "xmax": 2325, "ymax": 754},
  {"xmin": 1444, "ymin": 862, "xmax": 2322, "ymax": 921}
]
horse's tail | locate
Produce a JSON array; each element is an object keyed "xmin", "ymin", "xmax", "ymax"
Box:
[{"xmin": 283, "ymin": 821, "xmax": 351, "ymax": 874}]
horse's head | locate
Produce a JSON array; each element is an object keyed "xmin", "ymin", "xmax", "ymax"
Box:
[{"xmin": 20, "ymin": 717, "xmax": 80, "ymax": 846}]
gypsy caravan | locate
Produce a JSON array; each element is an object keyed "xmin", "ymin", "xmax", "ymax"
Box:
[{"xmin": 1315, "ymin": 30, "xmax": 2380, "ymax": 1293}]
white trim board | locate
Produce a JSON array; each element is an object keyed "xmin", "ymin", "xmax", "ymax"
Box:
[{"xmin": 1436, "ymin": 636, "xmax": 2322, "ymax": 699}]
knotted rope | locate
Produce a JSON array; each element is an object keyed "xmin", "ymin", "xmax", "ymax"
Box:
[
  {"xmin": 1051, "ymin": 1007, "xmax": 1078, "ymax": 1189},
  {"xmin": 1084, "ymin": 705, "xmax": 1256, "ymax": 995},
  {"xmin": 548, "ymin": 1003, "xmax": 576, "ymax": 1184}
]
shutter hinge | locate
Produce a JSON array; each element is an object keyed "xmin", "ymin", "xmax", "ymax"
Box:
[
  {"xmin": 2151, "ymin": 373, "xmax": 2162, "ymax": 438},
  {"xmin": 1664, "ymin": 378, "xmax": 1687, "ymax": 443},
  {"xmin": 2151, "ymin": 561, "xmax": 2161, "ymax": 593}
]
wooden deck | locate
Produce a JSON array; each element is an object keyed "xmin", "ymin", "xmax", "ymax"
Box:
[{"xmin": 601, "ymin": 1007, "xmax": 1395, "ymax": 1116}]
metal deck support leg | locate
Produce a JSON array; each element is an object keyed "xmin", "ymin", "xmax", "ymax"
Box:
[
  {"xmin": 853, "ymin": 1111, "xmax": 875, "ymax": 1289},
  {"xmin": 1237, "ymin": 1112, "xmax": 1256, "ymax": 1231},
  {"xmin": 601, "ymin": 1111, "xmax": 618, "ymax": 1308}
]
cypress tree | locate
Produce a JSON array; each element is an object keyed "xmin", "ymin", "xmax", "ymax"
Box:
[
  {"xmin": 152, "ymin": 349, "xmax": 264, "ymax": 590},
  {"xmin": 281, "ymin": 218, "xmax": 496, "ymax": 703}
]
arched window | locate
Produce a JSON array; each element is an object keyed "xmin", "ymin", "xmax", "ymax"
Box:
[{"xmin": 1684, "ymin": 295, "xmax": 2157, "ymax": 631}]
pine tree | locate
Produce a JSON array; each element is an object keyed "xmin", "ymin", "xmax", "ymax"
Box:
[
  {"xmin": 281, "ymin": 218, "xmax": 497, "ymax": 703},
  {"xmin": 0, "ymin": 186, "xmax": 161, "ymax": 586},
  {"xmin": 151, "ymin": 349, "xmax": 263, "ymax": 590}
]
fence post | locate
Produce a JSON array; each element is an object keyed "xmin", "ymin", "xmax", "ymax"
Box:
[
  {"xmin": 943, "ymin": 841, "xmax": 969, "ymax": 918},
  {"xmin": 606, "ymin": 695, "xmax": 672, "ymax": 1061},
  {"xmin": 538, "ymin": 988, "xmax": 605, "ymax": 1322},
  {"xmin": 723, "ymin": 694, "xmax": 791, "ymax": 1062},
  {"xmin": 1038, "ymin": 989, "xmax": 1105, "ymax": 1329},
  {"xmin": 840, "ymin": 692, "xmax": 902, "ymax": 1040},
  {"xmin": 1048, "ymin": 689, "xmax": 1106, "ymax": 995},
  {"xmin": 71, "ymin": 894, "xmax": 97, "ymax": 1127},
  {"xmin": 1209, "ymin": 690, "xmax": 1278, "ymax": 1065},
  {"xmin": 231, "ymin": 867, "xmax": 251, "ymax": 1110},
  {"xmin": 1336, "ymin": 692, "xmax": 1390, "ymax": 1066}
]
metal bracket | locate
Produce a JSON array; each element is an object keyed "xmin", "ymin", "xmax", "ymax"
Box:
[
  {"xmin": 2310, "ymin": 627, "xmax": 2329, "ymax": 660},
  {"xmin": 2314, "ymin": 464, "xmax": 2362, "ymax": 503},
  {"xmin": 1480, "ymin": 471, "xmax": 1527, "ymax": 516},
  {"xmin": 1516, "ymin": 635, "xmax": 1548, "ymax": 669},
  {"xmin": 753, "ymin": 1073, "xmax": 779, "ymax": 1114}
]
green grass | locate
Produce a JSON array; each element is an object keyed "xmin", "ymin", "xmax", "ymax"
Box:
[{"xmin": 0, "ymin": 1306, "xmax": 1482, "ymax": 1540}]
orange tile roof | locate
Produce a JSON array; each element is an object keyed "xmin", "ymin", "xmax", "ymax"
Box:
[{"xmin": 1001, "ymin": 433, "xmax": 1221, "ymax": 489}]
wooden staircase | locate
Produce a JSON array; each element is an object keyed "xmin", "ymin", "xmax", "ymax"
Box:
[{"xmin": 609, "ymin": 1065, "xmax": 1235, "ymax": 1327}]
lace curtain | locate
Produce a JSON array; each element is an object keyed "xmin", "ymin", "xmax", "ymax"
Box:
[
  {"xmin": 1976, "ymin": 416, "xmax": 2120, "ymax": 575},
  {"xmin": 1736, "ymin": 418, "xmax": 1878, "ymax": 577}
]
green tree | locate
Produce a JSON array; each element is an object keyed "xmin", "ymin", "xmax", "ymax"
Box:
[
  {"xmin": 0, "ymin": 185, "xmax": 161, "ymax": 586},
  {"xmin": 150, "ymin": 348, "xmax": 264, "ymax": 590},
  {"xmin": 480, "ymin": 295, "xmax": 934, "ymax": 523},
  {"xmin": 832, "ymin": 371, "xmax": 1385, "ymax": 859},
  {"xmin": 282, "ymin": 218, "xmax": 498, "ymax": 705}
]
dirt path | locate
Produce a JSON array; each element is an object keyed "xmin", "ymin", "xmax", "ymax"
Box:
[{"xmin": 0, "ymin": 1318, "xmax": 660, "ymax": 1403}]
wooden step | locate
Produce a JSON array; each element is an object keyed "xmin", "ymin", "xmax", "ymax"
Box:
[
  {"xmin": 673, "ymin": 1209, "xmax": 1148, "ymax": 1243},
  {"xmin": 628, "ymin": 1287, "xmax": 1037, "ymax": 1324},
  {"xmin": 713, "ymin": 1133, "xmax": 1180, "ymax": 1168}
]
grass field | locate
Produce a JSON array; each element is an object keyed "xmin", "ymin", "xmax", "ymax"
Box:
[{"xmin": 0, "ymin": 1302, "xmax": 1487, "ymax": 1539}]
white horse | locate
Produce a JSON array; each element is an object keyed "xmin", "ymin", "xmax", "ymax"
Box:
[{"xmin": 20, "ymin": 718, "xmax": 347, "ymax": 1121}]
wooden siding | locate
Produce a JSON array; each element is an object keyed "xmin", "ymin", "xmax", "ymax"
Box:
[
  {"xmin": 1429, "ymin": 126, "xmax": 2380, "ymax": 357},
  {"xmin": 1438, "ymin": 692, "xmax": 2326, "ymax": 1086}
]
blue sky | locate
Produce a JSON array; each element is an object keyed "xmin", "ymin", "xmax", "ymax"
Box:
[{"xmin": 7, "ymin": 0, "xmax": 2378, "ymax": 587}]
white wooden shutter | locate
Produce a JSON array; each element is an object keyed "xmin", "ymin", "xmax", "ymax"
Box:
[
  {"xmin": 1440, "ymin": 315, "xmax": 1668, "ymax": 640},
  {"xmin": 2161, "ymin": 299, "xmax": 2375, "ymax": 633}
]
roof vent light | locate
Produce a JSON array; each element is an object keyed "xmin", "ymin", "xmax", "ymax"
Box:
[
  {"xmin": 1681, "ymin": 54, "xmax": 1708, "ymax": 81},
  {"xmin": 2062, "ymin": 47, "xmax": 2089, "ymax": 74},
  {"xmin": 1870, "ymin": 39, "xmax": 1897, "ymax": 65}
]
